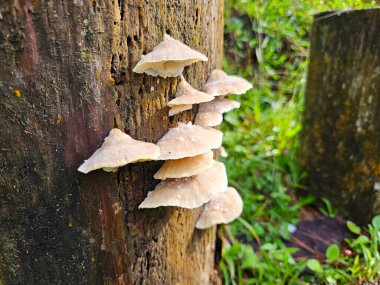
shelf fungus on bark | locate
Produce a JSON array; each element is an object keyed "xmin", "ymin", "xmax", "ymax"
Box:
[
  {"xmin": 196, "ymin": 187, "xmax": 243, "ymax": 229},
  {"xmin": 77, "ymin": 128, "xmax": 160, "ymax": 174},
  {"xmin": 168, "ymin": 104, "xmax": 193, "ymax": 117},
  {"xmin": 157, "ymin": 122, "xmax": 223, "ymax": 160},
  {"xmin": 198, "ymin": 98, "xmax": 241, "ymax": 114},
  {"xmin": 168, "ymin": 76, "xmax": 214, "ymax": 116},
  {"xmin": 194, "ymin": 112, "xmax": 223, "ymax": 127},
  {"xmin": 203, "ymin": 69, "xmax": 253, "ymax": 96},
  {"xmin": 154, "ymin": 151, "xmax": 214, "ymax": 180},
  {"xmin": 195, "ymin": 98, "xmax": 241, "ymax": 127},
  {"xmin": 218, "ymin": 146, "xmax": 228, "ymax": 158},
  {"xmin": 138, "ymin": 161, "xmax": 227, "ymax": 209},
  {"xmin": 133, "ymin": 34, "xmax": 208, "ymax": 78}
]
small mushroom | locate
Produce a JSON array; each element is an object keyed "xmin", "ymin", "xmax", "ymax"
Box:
[
  {"xmin": 168, "ymin": 76, "xmax": 214, "ymax": 107},
  {"xmin": 78, "ymin": 128, "xmax": 160, "ymax": 174},
  {"xmin": 219, "ymin": 146, "xmax": 228, "ymax": 158},
  {"xmin": 154, "ymin": 151, "xmax": 214, "ymax": 180},
  {"xmin": 133, "ymin": 34, "xmax": 208, "ymax": 78},
  {"xmin": 194, "ymin": 112, "xmax": 223, "ymax": 127},
  {"xmin": 198, "ymin": 98, "xmax": 241, "ymax": 114},
  {"xmin": 196, "ymin": 187, "xmax": 243, "ymax": 229},
  {"xmin": 168, "ymin": 76, "xmax": 214, "ymax": 116},
  {"xmin": 157, "ymin": 122, "xmax": 223, "ymax": 160},
  {"xmin": 203, "ymin": 69, "xmax": 253, "ymax": 96},
  {"xmin": 194, "ymin": 98, "xmax": 241, "ymax": 127},
  {"xmin": 138, "ymin": 161, "xmax": 227, "ymax": 209},
  {"xmin": 168, "ymin": 104, "xmax": 192, "ymax": 117}
]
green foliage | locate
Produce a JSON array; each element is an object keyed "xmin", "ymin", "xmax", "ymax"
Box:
[
  {"xmin": 347, "ymin": 221, "xmax": 361, "ymax": 235},
  {"xmin": 319, "ymin": 197, "xmax": 337, "ymax": 218},
  {"xmin": 221, "ymin": 0, "xmax": 379, "ymax": 284},
  {"xmin": 326, "ymin": 244, "xmax": 340, "ymax": 262}
]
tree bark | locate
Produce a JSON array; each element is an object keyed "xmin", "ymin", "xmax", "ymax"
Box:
[
  {"xmin": 300, "ymin": 9, "xmax": 380, "ymax": 225},
  {"xmin": 0, "ymin": 1, "xmax": 224, "ymax": 284}
]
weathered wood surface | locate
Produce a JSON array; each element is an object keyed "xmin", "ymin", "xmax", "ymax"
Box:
[
  {"xmin": 0, "ymin": 1, "xmax": 224, "ymax": 284},
  {"xmin": 300, "ymin": 9, "xmax": 380, "ymax": 225}
]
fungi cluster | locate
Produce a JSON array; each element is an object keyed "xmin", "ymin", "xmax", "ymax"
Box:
[{"xmin": 78, "ymin": 34, "xmax": 252, "ymax": 229}]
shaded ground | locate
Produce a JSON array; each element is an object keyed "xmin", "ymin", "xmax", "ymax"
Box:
[{"xmin": 286, "ymin": 213, "xmax": 354, "ymax": 261}]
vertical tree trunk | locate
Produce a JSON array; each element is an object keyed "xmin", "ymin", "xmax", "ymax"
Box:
[
  {"xmin": 0, "ymin": 1, "xmax": 224, "ymax": 284},
  {"xmin": 300, "ymin": 9, "xmax": 380, "ymax": 225}
]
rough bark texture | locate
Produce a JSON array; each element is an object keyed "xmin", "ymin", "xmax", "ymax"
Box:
[
  {"xmin": 0, "ymin": 1, "xmax": 224, "ymax": 284},
  {"xmin": 300, "ymin": 9, "xmax": 380, "ymax": 225}
]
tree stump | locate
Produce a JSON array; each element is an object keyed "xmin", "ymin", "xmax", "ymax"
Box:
[
  {"xmin": 300, "ymin": 9, "xmax": 380, "ymax": 225},
  {"xmin": 0, "ymin": 1, "xmax": 224, "ymax": 284}
]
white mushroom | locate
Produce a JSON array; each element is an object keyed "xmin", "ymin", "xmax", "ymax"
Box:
[
  {"xmin": 196, "ymin": 187, "xmax": 243, "ymax": 229},
  {"xmin": 139, "ymin": 161, "xmax": 228, "ymax": 209},
  {"xmin": 78, "ymin": 129, "xmax": 160, "ymax": 174},
  {"xmin": 157, "ymin": 122, "xmax": 223, "ymax": 160},
  {"xmin": 168, "ymin": 76, "xmax": 214, "ymax": 107},
  {"xmin": 168, "ymin": 104, "xmax": 193, "ymax": 117},
  {"xmin": 133, "ymin": 34, "xmax": 208, "ymax": 78},
  {"xmin": 198, "ymin": 98, "xmax": 241, "ymax": 114},
  {"xmin": 154, "ymin": 151, "xmax": 214, "ymax": 180},
  {"xmin": 194, "ymin": 112, "xmax": 223, "ymax": 127},
  {"xmin": 203, "ymin": 69, "xmax": 252, "ymax": 96}
]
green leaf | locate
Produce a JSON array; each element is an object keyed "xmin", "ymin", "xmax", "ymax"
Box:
[
  {"xmin": 347, "ymin": 221, "xmax": 361, "ymax": 235},
  {"xmin": 325, "ymin": 244, "xmax": 340, "ymax": 262},
  {"xmin": 372, "ymin": 215, "xmax": 380, "ymax": 229},
  {"xmin": 306, "ymin": 259, "xmax": 323, "ymax": 273}
]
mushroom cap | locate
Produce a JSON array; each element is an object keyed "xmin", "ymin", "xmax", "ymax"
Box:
[
  {"xmin": 154, "ymin": 151, "xmax": 214, "ymax": 180},
  {"xmin": 157, "ymin": 122, "xmax": 223, "ymax": 160},
  {"xmin": 133, "ymin": 34, "xmax": 208, "ymax": 78},
  {"xmin": 203, "ymin": 69, "xmax": 253, "ymax": 96},
  {"xmin": 168, "ymin": 76, "xmax": 214, "ymax": 107},
  {"xmin": 196, "ymin": 187, "xmax": 243, "ymax": 229},
  {"xmin": 138, "ymin": 160, "xmax": 228, "ymax": 209},
  {"xmin": 168, "ymin": 104, "xmax": 193, "ymax": 117},
  {"xmin": 219, "ymin": 146, "xmax": 228, "ymax": 158},
  {"xmin": 194, "ymin": 112, "xmax": 223, "ymax": 127},
  {"xmin": 78, "ymin": 128, "xmax": 160, "ymax": 174},
  {"xmin": 198, "ymin": 98, "xmax": 241, "ymax": 114}
]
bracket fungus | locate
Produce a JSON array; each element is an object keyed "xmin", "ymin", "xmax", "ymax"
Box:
[
  {"xmin": 198, "ymin": 98, "xmax": 241, "ymax": 114},
  {"xmin": 219, "ymin": 146, "xmax": 228, "ymax": 158},
  {"xmin": 168, "ymin": 77, "xmax": 214, "ymax": 116},
  {"xmin": 168, "ymin": 104, "xmax": 193, "ymax": 117},
  {"xmin": 203, "ymin": 69, "xmax": 253, "ymax": 96},
  {"xmin": 133, "ymin": 34, "xmax": 208, "ymax": 78},
  {"xmin": 138, "ymin": 161, "xmax": 227, "ymax": 209},
  {"xmin": 154, "ymin": 151, "xmax": 214, "ymax": 180},
  {"xmin": 157, "ymin": 122, "xmax": 223, "ymax": 160},
  {"xmin": 195, "ymin": 98, "xmax": 241, "ymax": 127},
  {"xmin": 194, "ymin": 112, "xmax": 223, "ymax": 127},
  {"xmin": 168, "ymin": 76, "xmax": 214, "ymax": 106},
  {"xmin": 78, "ymin": 128, "xmax": 160, "ymax": 174},
  {"xmin": 196, "ymin": 187, "xmax": 243, "ymax": 229}
]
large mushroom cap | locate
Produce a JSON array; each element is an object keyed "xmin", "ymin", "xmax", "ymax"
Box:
[
  {"xmin": 78, "ymin": 129, "xmax": 160, "ymax": 174},
  {"xmin": 168, "ymin": 76, "xmax": 214, "ymax": 107},
  {"xmin": 139, "ymin": 161, "xmax": 227, "ymax": 209},
  {"xmin": 194, "ymin": 112, "xmax": 223, "ymax": 127},
  {"xmin": 133, "ymin": 34, "xmax": 208, "ymax": 78},
  {"xmin": 198, "ymin": 98, "xmax": 241, "ymax": 114},
  {"xmin": 203, "ymin": 69, "xmax": 253, "ymax": 96},
  {"xmin": 196, "ymin": 187, "xmax": 243, "ymax": 229},
  {"xmin": 157, "ymin": 122, "xmax": 223, "ymax": 160},
  {"xmin": 168, "ymin": 104, "xmax": 193, "ymax": 117},
  {"xmin": 154, "ymin": 151, "xmax": 214, "ymax": 180}
]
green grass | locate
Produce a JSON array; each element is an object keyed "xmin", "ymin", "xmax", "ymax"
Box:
[{"xmin": 221, "ymin": 0, "xmax": 379, "ymax": 284}]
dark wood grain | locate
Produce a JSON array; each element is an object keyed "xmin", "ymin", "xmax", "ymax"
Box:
[
  {"xmin": 0, "ymin": 1, "xmax": 224, "ymax": 284},
  {"xmin": 300, "ymin": 9, "xmax": 380, "ymax": 225}
]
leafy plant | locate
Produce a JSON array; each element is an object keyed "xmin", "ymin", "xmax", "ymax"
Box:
[{"xmin": 221, "ymin": 0, "xmax": 379, "ymax": 284}]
